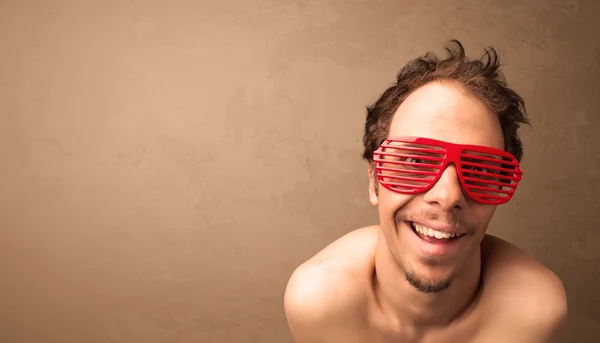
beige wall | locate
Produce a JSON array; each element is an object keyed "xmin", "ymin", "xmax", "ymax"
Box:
[{"xmin": 1, "ymin": 0, "xmax": 598, "ymax": 342}]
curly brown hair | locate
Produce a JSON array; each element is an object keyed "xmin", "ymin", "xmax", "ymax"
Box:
[{"xmin": 362, "ymin": 39, "xmax": 530, "ymax": 163}]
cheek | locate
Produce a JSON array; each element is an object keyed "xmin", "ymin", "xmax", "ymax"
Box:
[
  {"xmin": 472, "ymin": 205, "xmax": 497, "ymax": 230},
  {"xmin": 378, "ymin": 190, "xmax": 413, "ymax": 214},
  {"xmin": 377, "ymin": 191, "xmax": 415, "ymax": 228}
]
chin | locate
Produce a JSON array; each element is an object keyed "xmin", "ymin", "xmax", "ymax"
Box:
[
  {"xmin": 399, "ymin": 247, "xmax": 462, "ymax": 293},
  {"xmin": 404, "ymin": 268, "xmax": 455, "ymax": 293}
]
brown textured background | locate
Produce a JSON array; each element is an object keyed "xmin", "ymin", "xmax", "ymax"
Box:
[{"xmin": 1, "ymin": 0, "xmax": 598, "ymax": 342}]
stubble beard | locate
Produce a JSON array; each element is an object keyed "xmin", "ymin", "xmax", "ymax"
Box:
[
  {"xmin": 394, "ymin": 208, "xmax": 473, "ymax": 294},
  {"xmin": 405, "ymin": 268, "xmax": 453, "ymax": 294},
  {"xmin": 399, "ymin": 250, "xmax": 454, "ymax": 293}
]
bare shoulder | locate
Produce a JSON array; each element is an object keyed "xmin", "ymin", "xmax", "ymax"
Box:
[
  {"xmin": 481, "ymin": 234, "xmax": 568, "ymax": 342},
  {"xmin": 283, "ymin": 226, "xmax": 380, "ymax": 342}
]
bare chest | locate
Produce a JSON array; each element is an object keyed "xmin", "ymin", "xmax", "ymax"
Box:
[
  {"xmin": 331, "ymin": 326, "xmax": 481, "ymax": 343},
  {"xmin": 330, "ymin": 304, "xmax": 504, "ymax": 343},
  {"xmin": 330, "ymin": 324, "xmax": 505, "ymax": 343}
]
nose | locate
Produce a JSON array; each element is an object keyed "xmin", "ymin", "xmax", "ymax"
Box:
[{"xmin": 422, "ymin": 164, "xmax": 466, "ymax": 210}]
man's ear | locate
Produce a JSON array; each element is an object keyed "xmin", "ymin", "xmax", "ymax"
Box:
[{"xmin": 368, "ymin": 162, "xmax": 379, "ymax": 206}]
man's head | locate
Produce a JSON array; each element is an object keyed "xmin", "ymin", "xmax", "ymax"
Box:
[{"xmin": 363, "ymin": 40, "xmax": 530, "ymax": 293}]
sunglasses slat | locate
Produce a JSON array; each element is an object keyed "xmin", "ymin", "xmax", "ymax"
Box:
[
  {"xmin": 466, "ymin": 184, "xmax": 514, "ymax": 195},
  {"xmin": 460, "ymin": 152, "xmax": 518, "ymax": 165},
  {"xmin": 377, "ymin": 173, "xmax": 436, "ymax": 182},
  {"xmin": 379, "ymin": 144, "xmax": 444, "ymax": 155},
  {"xmin": 461, "ymin": 170, "xmax": 517, "ymax": 181},
  {"xmin": 382, "ymin": 182, "xmax": 424, "ymax": 189},
  {"xmin": 460, "ymin": 161, "xmax": 519, "ymax": 174},
  {"xmin": 375, "ymin": 152, "xmax": 445, "ymax": 163},
  {"xmin": 471, "ymin": 194, "xmax": 509, "ymax": 201},
  {"xmin": 374, "ymin": 155, "xmax": 441, "ymax": 165},
  {"xmin": 374, "ymin": 158, "xmax": 442, "ymax": 170},
  {"xmin": 381, "ymin": 181, "xmax": 424, "ymax": 191},
  {"xmin": 377, "ymin": 168, "xmax": 439, "ymax": 177},
  {"xmin": 462, "ymin": 176, "xmax": 516, "ymax": 187}
]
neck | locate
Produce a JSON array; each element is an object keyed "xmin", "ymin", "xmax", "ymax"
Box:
[{"xmin": 373, "ymin": 229, "xmax": 482, "ymax": 329}]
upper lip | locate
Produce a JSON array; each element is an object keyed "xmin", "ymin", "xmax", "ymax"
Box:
[{"xmin": 410, "ymin": 221, "xmax": 465, "ymax": 234}]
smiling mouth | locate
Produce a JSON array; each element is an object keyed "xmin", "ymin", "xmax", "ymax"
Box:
[{"xmin": 408, "ymin": 221, "xmax": 465, "ymax": 241}]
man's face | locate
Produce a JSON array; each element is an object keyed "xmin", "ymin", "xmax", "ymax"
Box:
[{"xmin": 368, "ymin": 81, "xmax": 506, "ymax": 293}]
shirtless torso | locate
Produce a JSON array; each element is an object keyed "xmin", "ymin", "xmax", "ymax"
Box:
[{"xmin": 284, "ymin": 226, "xmax": 567, "ymax": 343}]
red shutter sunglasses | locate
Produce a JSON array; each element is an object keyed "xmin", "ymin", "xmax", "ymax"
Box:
[{"xmin": 373, "ymin": 136, "xmax": 523, "ymax": 205}]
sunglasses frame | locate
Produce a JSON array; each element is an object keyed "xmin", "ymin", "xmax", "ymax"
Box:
[{"xmin": 373, "ymin": 136, "xmax": 523, "ymax": 205}]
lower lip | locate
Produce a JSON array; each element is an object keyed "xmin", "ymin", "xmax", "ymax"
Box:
[{"xmin": 404, "ymin": 221, "xmax": 464, "ymax": 256}]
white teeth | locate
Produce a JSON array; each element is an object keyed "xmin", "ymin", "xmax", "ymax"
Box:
[{"xmin": 413, "ymin": 223, "xmax": 463, "ymax": 239}]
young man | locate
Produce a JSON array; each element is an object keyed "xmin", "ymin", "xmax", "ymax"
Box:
[{"xmin": 284, "ymin": 40, "xmax": 568, "ymax": 343}]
